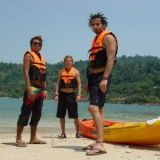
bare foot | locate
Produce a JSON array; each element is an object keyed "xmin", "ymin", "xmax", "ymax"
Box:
[
  {"xmin": 16, "ymin": 139, "xmax": 27, "ymax": 147},
  {"xmin": 82, "ymin": 142, "xmax": 97, "ymax": 150},
  {"xmin": 86, "ymin": 143, "xmax": 106, "ymax": 156},
  {"xmin": 29, "ymin": 137, "xmax": 46, "ymax": 144}
]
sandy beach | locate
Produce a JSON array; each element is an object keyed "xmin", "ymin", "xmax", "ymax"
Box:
[{"xmin": 0, "ymin": 128, "xmax": 160, "ymax": 160}]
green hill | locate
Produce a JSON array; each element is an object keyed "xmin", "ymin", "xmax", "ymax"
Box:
[{"xmin": 0, "ymin": 55, "xmax": 160, "ymax": 104}]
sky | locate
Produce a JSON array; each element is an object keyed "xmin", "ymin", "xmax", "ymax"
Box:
[{"xmin": 0, "ymin": 0, "xmax": 160, "ymax": 64}]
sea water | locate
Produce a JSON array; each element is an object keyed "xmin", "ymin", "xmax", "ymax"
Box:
[{"xmin": 0, "ymin": 97, "xmax": 160, "ymax": 132}]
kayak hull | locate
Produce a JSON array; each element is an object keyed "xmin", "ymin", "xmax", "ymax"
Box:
[{"xmin": 79, "ymin": 119, "xmax": 160, "ymax": 145}]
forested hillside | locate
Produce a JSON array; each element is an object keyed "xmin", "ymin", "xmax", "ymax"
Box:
[{"xmin": 0, "ymin": 55, "xmax": 160, "ymax": 104}]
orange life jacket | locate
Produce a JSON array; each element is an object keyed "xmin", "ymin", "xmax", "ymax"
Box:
[
  {"xmin": 59, "ymin": 67, "xmax": 77, "ymax": 89},
  {"xmin": 89, "ymin": 30, "xmax": 118, "ymax": 68},
  {"xmin": 25, "ymin": 50, "xmax": 46, "ymax": 81}
]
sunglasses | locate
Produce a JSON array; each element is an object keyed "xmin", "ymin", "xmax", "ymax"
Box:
[{"xmin": 32, "ymin": 42, "xmax": 42, "ymax": 46}]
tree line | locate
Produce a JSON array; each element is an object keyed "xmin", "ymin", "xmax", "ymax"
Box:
[{"xmin": 0, "ymin": 55, "xmax": 160, "ymax": 104}]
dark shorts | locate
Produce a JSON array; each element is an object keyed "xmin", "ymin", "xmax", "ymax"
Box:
[
  {"xmin": 17, "ymin": 90, "xmax": 43, "ymax": 126},
  {"xmin": 56, "ymin": 92, "xmax": 78, "ymax": 119},
  {"xmin": 88, "ymin": 72, "xmax": 110, "ymax": 108}
]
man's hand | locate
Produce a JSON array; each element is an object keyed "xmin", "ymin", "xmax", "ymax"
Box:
[
  {"xmin": 99, "ymin": 79, "xmax": 108, "ymax": 93},
  {"xmin": 76, "ymin": 95, "xmax": 81, "ymax": 102},
  {"xmin": 27, "ymin": 87, "xmax": 33, "ymax": 98},
  {"xmin": 43, "ymin": 90, "xmax": 48, "ymax": 99},
  {"xmin": 27, "ymin": 87, "xmax": 35, "ymax": 102},
  {"xmin": 55, "ymin": 95, "xmax": 58, "ymax": 101}
]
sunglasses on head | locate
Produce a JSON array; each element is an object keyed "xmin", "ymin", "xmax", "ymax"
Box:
[{"xmin": 32, "ymin": 42, "xmax": 42, "ymax": 46}]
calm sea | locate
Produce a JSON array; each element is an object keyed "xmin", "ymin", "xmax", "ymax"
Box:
[{"xmin": 0, "ymin": 97, "xmax": 160, "ymax": 132}]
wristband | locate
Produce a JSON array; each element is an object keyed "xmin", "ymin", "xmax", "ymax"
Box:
[{"xmin": 102, "ymin": 76, "xmax": 108, "ymax": 80}]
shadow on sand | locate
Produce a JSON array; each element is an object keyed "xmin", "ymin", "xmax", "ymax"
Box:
[{"xmin": 52, "ymin": 145, "xmax": 84, "ymax": 152}]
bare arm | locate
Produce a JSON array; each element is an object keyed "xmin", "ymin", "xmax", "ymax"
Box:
[
  {"xmin": 55, "ymin": 70, "xmax": 61, "ymax": 100},
  {"xmin": 43, "ymin": 81, "xmax": 47, "ymax": 89},
  {"xmin": 76, "ymin": 70, "xmax": 81, "ymax": 96},
  {"xmin": 103, "ymin": 34, "xmax": 117, "ymax": 78},
  {"xmin": 23, "ymin": 53, "xmax": 34, "ymax": 98},
  {"xmin": 23, "ymin": 53, "xmax": 32, "ymax": 88},
  {"xmin": 43, "ymin": 65, "xmax": 47, "ymax": 91},
  {"xmin": 43, "ymin": 80, "xmax": 48, "ymax": 99},
  {"xmin": 99, "ymin": 34, "xmax": 117, "ymax": 93},
  {"xmin": 76, "ymin": 69, "xmax": 81, "ymax": 101}
]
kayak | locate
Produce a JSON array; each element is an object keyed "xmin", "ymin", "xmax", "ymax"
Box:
[{"xmin": 79, "ymin": 118, "xmax": 160, "ymax": 145}]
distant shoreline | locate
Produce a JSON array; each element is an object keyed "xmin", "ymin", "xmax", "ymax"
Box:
[{"xmin": 1, "ymin": 96, "xmax": 160, "ymax": 106}]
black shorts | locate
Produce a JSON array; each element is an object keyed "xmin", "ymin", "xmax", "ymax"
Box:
[
  {"xmin": 88, "ymin": 72, "xmax": 110, "ymax": 108},
  {"xmin": 56, "ymin": 92, "xmax": 78, "ymax": 119},
  {"xmin": 17, "ymin": 90, "xmax": 43, "ymax": 126}
]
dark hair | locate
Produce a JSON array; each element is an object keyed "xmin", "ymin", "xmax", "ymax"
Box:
[
  {"xmin": 88, "ymin": 12, "xmax": 108, "ymax": 27},
  {"xmin": 30, "ymin": 35, "xmax": 43, "ymax": 46}
]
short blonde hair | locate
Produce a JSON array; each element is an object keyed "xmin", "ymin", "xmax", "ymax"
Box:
[{"xmin": 64, "ymin": 55, "xmax": 74, "ymax": 63}]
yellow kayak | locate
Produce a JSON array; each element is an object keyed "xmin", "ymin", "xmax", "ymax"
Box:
[{"xmin": 80, "ymin": 118, "xmax": 160, "ymax": 145}]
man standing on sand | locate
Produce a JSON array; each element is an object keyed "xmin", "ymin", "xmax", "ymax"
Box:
[
  {"xmin": 16, "ymin": 35, "xmax": 47, "ymax": 147},
  {"xmin": 55, "ymin": 55, "xmax": 81, "ymax": 138},
  {"xmin": 84, "ymin": 13, "xmax": 118, "ymax": 155}
]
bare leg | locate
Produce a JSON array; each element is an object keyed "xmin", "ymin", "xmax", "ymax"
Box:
[
  {"xmin": 84, "ymin": 105, "xmax": 104, "ymax": 151},
  {"xmin": 99, "ymin": 108, "xmax": 104, "ymax": 117},
  {"xmin": 16, "ymin": 125, "xmax": 27, "ymax": 147},
  {"xmin": 30, "ymin": 125, "xmax": 46, "ymax": 144},
  {"xmin": 74, "ymin": 118, "xmax": 81, "ymax": 138},
  {"xmin": 74, "ymin": 118, "xmax": 79, "ymax": 133},
  {"xmin": 83, "ymin": 106, "xmax": 105, "ymax": 150},
  {"xmin": 16, "ymin": 125, "xmax": 24, "ymax": 140},
  {"xmin": 60, "ymin": 118, "xmax": 66, "ymax": 135},
  {"xmin": 88, "ymin": 105, "xmax": 104, "ymax": 142},
  {"xmin": 58, "ymin": 118, "xmax": 66, "ymax": 138},
  {"xmin": 99, "ymin": 108, "xmax": 104, "ymax": 124},
  {"xmin": 30, "ymin": 125, "xmax": 37, "ymax": 140},
  {"xmin": 85, "ymin": 105, "xmax": 106, "ymax": 154}
]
